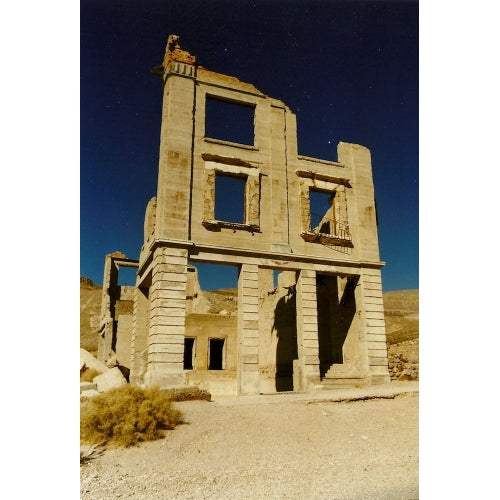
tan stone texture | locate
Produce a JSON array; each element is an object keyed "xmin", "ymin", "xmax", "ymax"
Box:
[{"xmin": 100, "ymin": 35, "xmax": 390, "ymax": 396}]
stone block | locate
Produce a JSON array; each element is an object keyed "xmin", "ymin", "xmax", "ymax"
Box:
[
  {"xmin": 80, "ymin": 349, "xmax": 109, "ymax": 374},
  {"xmin": 94, "ymin": 367, "xmax": 128, "ymax": 393},
  {"xmin": 80, "ymin": 389, "xmax": 100, "ymax": 400},
  {"xmin": 80, "ymin": 382, "xmax": 97, "ymax": 393}
]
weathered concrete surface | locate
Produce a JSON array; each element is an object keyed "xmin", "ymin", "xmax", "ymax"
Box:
[
  {"xmin": 94, "ymin": 367, "xmax": 127, "ymax": 392},
  {"xmin": 80, "ymin": 348, "xmax": 109, "ymax": 374},
  {"xmin": 213, "ymin": 380, "xmax": 419, "ymax": 405},
  {"xmin": 80, "ymin": 389, "xmax": 100, "ymax": 401},
  {"xmin": 80, "ymin": 382, "xmax": 97, "ymax": 393},
  {"xmin": 100, "ymin": 35, "xmax": 391, "ymax": 397}
]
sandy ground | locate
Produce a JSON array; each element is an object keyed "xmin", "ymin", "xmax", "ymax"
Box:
[{"xmin": 80, "ymin": 390, "xmax": 418, "ymax": 499}]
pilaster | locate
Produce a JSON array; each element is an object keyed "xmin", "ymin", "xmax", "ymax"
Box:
[
  {"xmin": 237, "ymin": 264, "xmax": 260, "ymax": 395},
  {"xmin": 358, "ymin": 268, "xmax": 390, "ymax": 384},
  {"xmin": 295, "ymin": 269, "xmax": 321, "ymax": 390},
  {"xmin": 144, "ymin": 246, "xmax": 188, "ymax": 388}
]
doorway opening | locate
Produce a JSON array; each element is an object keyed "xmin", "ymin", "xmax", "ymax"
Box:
[
  {"xmin": 316, "ymin": 273, "xmax": 358, "ymax": 378},
  {"xmin": 208, "ymin": 338, "xmax": 225, "ymax": 370},
  {"xmin": 183, "ymin": 338, "xmax": 195, "ymax": 370}
]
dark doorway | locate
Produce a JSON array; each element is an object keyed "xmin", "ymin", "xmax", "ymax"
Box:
[
  {"xmin": 316, "ymin": 274, "xmax": 357, "ymax": 378},
  {"xmin": 209, "ymin": 338, "xmax": 225, "ymax": 370},
  {"xmin": 184, "ymin": 338, "xmax": 195, "ymax": 370}
]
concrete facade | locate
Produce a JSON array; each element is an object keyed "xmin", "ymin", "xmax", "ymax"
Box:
[{"xmin": 99, "ymin": 35, "xmax": 390, "ymax": 397}]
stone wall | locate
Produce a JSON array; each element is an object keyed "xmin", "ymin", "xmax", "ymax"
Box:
[{"xmin": 102, "ymin": 35, "xmax": 391, "ymax": 396}]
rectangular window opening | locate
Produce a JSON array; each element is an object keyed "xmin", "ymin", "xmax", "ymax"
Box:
[
  {"xmin": 184, "ymin": 338, "xmax": 195, "ymax": 370},
  {"xmin": 215, "ymin": 173, "xmax": 246, "ymax": 223},
  {"xmin": 309, "ymin": 189, "xmax": 336, "ymax": 235},
  {"xmin": 117, "ymin": 265, "xmax": 138, "ymax": 287},
  {"xmin": 208, "ymin": 338, "xmax": 225, "ymax": 370},
  {"xmin": 205, "ymin": 96, "xmax": 255, "ymax": 146}
]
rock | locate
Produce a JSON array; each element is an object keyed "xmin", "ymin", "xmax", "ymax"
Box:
[
  {"xmin": 80, "ymin": 348, "xmax": 109, "ymax": 373},
  {"xmin": 94, "ymin": 367, "xmax": 128, "ymax": 392},
  {"xmin": 80, "ymin": 389, "xmax": 100, "ymax": 400},
  {"xmin": 106, "ymin": 354, "xmax": 119, "ymax": 368},
  {"xmin": 80, "ymin": 382, "xmax": 98, "ymax": 393}
]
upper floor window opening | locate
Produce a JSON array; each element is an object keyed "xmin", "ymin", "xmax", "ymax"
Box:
[{"xmin": 205, "ymin": 96, "xmax": 255, "ymax": 146}]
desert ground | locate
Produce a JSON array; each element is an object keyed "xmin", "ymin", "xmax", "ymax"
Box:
[{"xmin": 81, "ymin": 388, "xmax": 418, "ymax": 499}]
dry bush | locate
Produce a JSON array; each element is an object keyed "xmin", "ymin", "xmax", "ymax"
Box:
[
  {"xmin": 162, "ymin": 386, "xmax": 211, "ymax": 402},
  {"xmin": 80, "ymin": 385, "xmax": 182, "ymax": 448},
  {"xmin": 80, "ymin": 368, "xmax": 101, "ymax": 383},
  {"xmin": 80, "ymin": 444, "xmax": 103, "ymax": 464}
]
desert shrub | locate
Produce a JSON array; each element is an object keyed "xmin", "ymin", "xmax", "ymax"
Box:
[
  {"xmin": 80, "ymin": 368, "xmax": 101, "ymax": 383},
  {"xmin": 80, "ymin": 385, "xmax": 182, "ymax": 448},
  {"xmin": 162, "ymin": 386, "xmax": 211, "ymax": 402}
]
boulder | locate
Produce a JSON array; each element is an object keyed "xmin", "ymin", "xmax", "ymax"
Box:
[
  {"xmin": 94, "ymin": 367, "xmax": 128, "ymax": 392},
  {"xmin": 80, "ymin": 348, "xmax": 109, "ymax": 373},
  {"xmin": 80, "ymin": 389, "xmax": 100, "ymax": 400},
  {"xmin": 80, "ymin": 382, "xmax": 97, "ymax": 393}
]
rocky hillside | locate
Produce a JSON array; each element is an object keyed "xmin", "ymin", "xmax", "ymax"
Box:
[
  {"xmin": 80, "ymin": 279, "xmax": 418, "ymax": 380},
  {"xmin": 382, "ymin": 290, "xmax": 419, "ymax": 381}
]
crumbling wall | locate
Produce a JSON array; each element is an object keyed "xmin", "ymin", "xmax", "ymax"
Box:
[{"xmin": 112, "ymin": 35, "xmax": 390, "ymax": 395}]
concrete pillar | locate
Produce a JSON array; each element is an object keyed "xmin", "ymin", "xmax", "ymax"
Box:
[
  {"xmin": 144, "ymin": 246, "xmax": 188, "ymax": 388},
  {"xmin": 155, "ymin": 73, "xmax": 195, "ymax": 241},
  {"xmin": 129, "ymin": 286, "xmax": 150, "ymax": 385},
  {"xmin": 269, "ymin": 105, "xmax": 289, "ymax": 248},
  {"xmin": 237, "ymin": 263, "xmax": 260, "ymax": 395},
  {"xmin": 295, "ymin": 269, "xmax": 321, "ymax": 390},
  {"xmin": 98, "ymin": 253, "xmax": 122, "ymax": 363},
  {"xmin": 358, "ymin": 268, "xmax": 390, "ymax": 384},
  {"xmin": 337, "ymin": 142, "xmax": 381, "ymax": 263}
]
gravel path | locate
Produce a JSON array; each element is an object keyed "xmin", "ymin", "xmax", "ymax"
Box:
[{"xmin": 81, "ymin": 392, "xmax": 418, "ymax": 499}]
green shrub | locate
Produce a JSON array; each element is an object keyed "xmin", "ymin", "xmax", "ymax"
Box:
[{"xmin": 80, "ymin": 385, "xmax": 182, "ymax": 448}]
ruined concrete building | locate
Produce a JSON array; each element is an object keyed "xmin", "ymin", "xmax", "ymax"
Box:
[{"xmin": 98, "ymin": 35, "xmax": 390, "ymax": 397}]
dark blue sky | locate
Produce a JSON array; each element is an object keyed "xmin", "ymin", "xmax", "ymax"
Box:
[{"xmin": 81, "ymin": 0, "xmax": 418, "ymax": 291}]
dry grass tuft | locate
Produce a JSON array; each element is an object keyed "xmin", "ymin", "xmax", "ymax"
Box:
[
  {"xmin": 161, "ymin": 386, "xmax": 211, "ymax": 402},
  {"xmin": 80, "ymin": 444, "xmax": 103, "ymax": 464},
  {"xmin": 80, "ymin": 368, "xmax": 101, "ymax": 383},
  {"xmin": 80, "ymin": 385, "xmax": 182, "ymax": 448}
]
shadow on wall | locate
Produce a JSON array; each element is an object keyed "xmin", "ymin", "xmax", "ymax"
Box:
[
  {"xmin": 272, "ymin": 293, "xmax": 298, "ymax": 392},
  {"xmin": 317, "ymin": 275, "xmax": 357, "ymax": 378}
]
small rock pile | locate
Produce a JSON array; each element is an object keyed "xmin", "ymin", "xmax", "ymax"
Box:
[
  {"xmin": 387, "ymin": 340, "xmax": 419, "ymax": 381},
  {"xmin": 80, "ymin": 349, "xmax": 128, "ymax": 399}
]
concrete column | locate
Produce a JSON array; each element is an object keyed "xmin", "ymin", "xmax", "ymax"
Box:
[
  {"xmin": 295, "ymin": 269, "xmax": 321, "ymax": 390},
  {"xmin": 237, "ymin": 263, "xmax": 260, "ymax": 395},
  {"xmin": 269, "ymin": 105, "xmax": 289, "ymax": 248},
  {"xmin": 98, "ymin": 253, "xmax": 118, "ymax": 363},
  {"xmin": 155, "ymin": 74, "xmax": 195, "ymax": 241},
  {"xmin": 358, "ymin": 268, "xmax": 390, "ymax": 384},
  {"xmin": 144, "ymin": 246, "xmax": 188, "ymax": 388},
  {"xmin": 129, "ymin": 286, "xmax": 150, "ymax": 385},
  {"xmin": 337, "ymin": 142, "xmax": 381, "ymax": 263}
]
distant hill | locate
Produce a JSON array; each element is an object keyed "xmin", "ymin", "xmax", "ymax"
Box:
[
  {"xmin": 80, "ymin": 277, "xmax": 102, "ymax": 355},
  {"xmin": 382, "ymin": 290, "xmax": 419, "ymax": 345}
]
